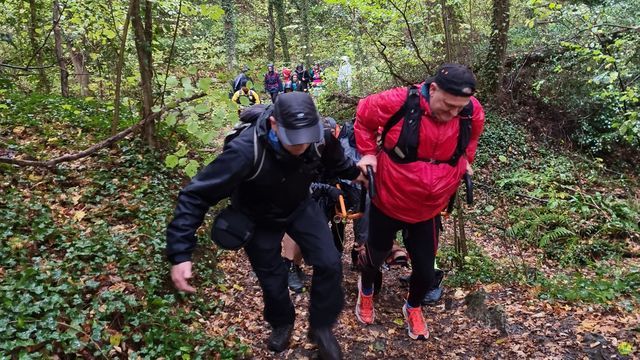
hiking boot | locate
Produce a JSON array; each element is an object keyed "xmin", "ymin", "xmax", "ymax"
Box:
[
  {"xmin": 296, "ymin": 264, "xmax": 307, "ymax": 283},
  {"xmin": 422, "ymin": 286, "xmax": 444, "ymax": 306},
  {"xmin": 402, "ymin": 303, "xmax": 429, "ymax": 340},
  {"xmin": 308, "ymin": 327, "xmax": 343, "ymax": 360},
  {"xmin": 267, "ymin": 323, "xmax": 294, "ymax": 352},
  {"xmin": 287, "ymin": 264, "xmax": 304, "ymax": 293},
  {"xmin": 355, "ymin": 277, "xmax": 375, "ymax": 324},
  {"xmin": 422, "ymin": 269, "xmax": 445, "ymax": 305}
]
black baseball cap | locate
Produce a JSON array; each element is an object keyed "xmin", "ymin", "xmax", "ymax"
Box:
[
  {"xmin": 273, "ymin": 92, "xmax": 323, "ymax": 145},
  {"xmin": 426, "ymin": 63, "xmax": 476, "ymax": 97}
]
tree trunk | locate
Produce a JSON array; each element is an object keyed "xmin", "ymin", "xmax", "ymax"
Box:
[
  {"xmin": 454, "ymin": 194, "xmax": 468, "ymax": 268},
  {"xmin": 440, "ymin": 0, "xmax": 453, "ymax": 63},
  {"xmin": 112, "ymin": 1, "xmax": 134, "ymax": 135},
  {"xmin": 221, "ymin": 1, "xmax": 236, "ymax": 71},
  {"xmin": 68, "ymin": 44, "xmax": 90, "ymax": 96},
  {"xmin": 267, "ymin": 1, "xmax": 276, "ymax": 63},
  {"xmin": 131, "ymin": 0, "xmax": 155, "ymax": 148},
  {"xmin": 486, "ymin": 0, "xmax": 511, "ymax": 98},
  {"xmin": 52, "ymin": 0, "xmax": 68, "ymax": 97},
  {"xmin": 28, "ymin": 0, "xmax": 50, "ymax": 92},
  {"xmin": 298, "ymin": 0, "xmax": 311, "ymax": 66},
  {"xmin": 440, "ymin": 0, "xmax": 461, "ymax": 63},
  {"xmin": 272, "ymin": 0, "xmax": 290, "ymax": 64}
]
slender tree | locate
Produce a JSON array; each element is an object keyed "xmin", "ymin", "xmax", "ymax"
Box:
[
  {"xmin": 267, "ymin": 1, "xmax": 276, "ymax": 63},
  {"xmin": 221, "ymin": 0, "xmax": 237, "ymax": 71},
  {"xmin": 112, "ymin": 1, "xmax": 134, "ymax": 135},
  {"xmin": 66, "ymin": 37, "xmax": 90, "ymax": 96},
  {"xmin": 131, "ymin": 0, "xmax": 156, "ymax": 148},
  {"xmin": 293, "ymin": 0, "xmax": 312, "ymax": 66},
  {"xmin": 272, "ymin": 0, "xmax": 290, "ymax": 64},
  {"xmin": 28, "ymin": 0, "xmax": 50, "ymax": 92},
  {"xmin": 486, "ymin": 0, "xmax": 511, "ymax": 98},
  {"xmin": 52, "ymin": 0, "xmax": 68, "ymax": 97}
]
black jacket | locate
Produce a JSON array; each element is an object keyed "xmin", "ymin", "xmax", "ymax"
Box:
[{"xmin": 166, "ymin": 116, "xmax": 360, "ymax": 264}]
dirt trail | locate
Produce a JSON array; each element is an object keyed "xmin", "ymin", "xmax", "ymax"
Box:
[{"xmin": 204, "ymin": 230, "xmax": 638, "ymax": 359}]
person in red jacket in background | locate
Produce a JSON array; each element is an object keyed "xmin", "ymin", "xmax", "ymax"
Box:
[{"xmin": 353, "ymin": 64, "xmax": 485, "ymax": 340}]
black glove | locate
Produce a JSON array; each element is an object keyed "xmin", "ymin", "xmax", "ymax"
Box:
[
  {"xmin": 326, "ymin": 186, "xmax": 343, "ymax": 201},
  {"xmin": 310, "ymin": 183, "xmax": 343, "ymax": 201}
]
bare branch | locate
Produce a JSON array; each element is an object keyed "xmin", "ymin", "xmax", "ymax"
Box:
[
  {"xmin": 0, "ymin": 93, "xmax": 206, "ymax": 169},
  {"xmin": 160, "ymin": 0, "xmax": 183, "ymax": 107},
  {"xmin": 388, "ymin": 0, "xmax": 430, "ymax": 71},
  {"xmin": 0, "ymin": 63, "xmax": 57, "ymax": 71}
]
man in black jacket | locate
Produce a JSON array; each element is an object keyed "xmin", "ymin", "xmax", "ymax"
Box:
[{"xmin": 166, "ymin": 92, "xmax": 364, "ymax": 360}]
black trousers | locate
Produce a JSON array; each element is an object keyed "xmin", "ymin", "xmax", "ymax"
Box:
[
  {"xmin": 269, "ymin": 90, "xmax": 279, "ymax": 103},
  {"xmin": 244, "ymin": 199, "xmax": 344, "ymax": 328},
  {"xmin": 361, "ymin": 204, "xmax": 439, "ymax": 306}
]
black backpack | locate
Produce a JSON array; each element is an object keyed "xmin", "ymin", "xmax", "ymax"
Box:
[
  {"xmin": 380, "ymin": 85, "xmax": 473, "ymax": 166},
  {"xmin": 223, "ymin": 104, "xmax": 327, "ymax": 180},
  {"xmin": 223, "ymin": 104, "xmax": 272, "ymax": 181}
]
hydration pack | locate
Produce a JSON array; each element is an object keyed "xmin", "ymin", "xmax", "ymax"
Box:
[{"xmin": 380, "ymin": 85, "xmax": 473, "ymax": 166}]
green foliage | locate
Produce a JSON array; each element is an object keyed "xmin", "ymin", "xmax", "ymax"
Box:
[
  {"xmin": 0, "ymin": 98, "xmax": 246, "ymax": 357},
  {"xmin": 439, "ymin": 244, "xmax": 517, "ymax": 287},
  {"xmin": 477, "ymin": 117, "xmax": 639, "ymax": 266},
  {"xmin": 538, "ymin": 266, "xmax": 640, "ymax": 305},
  {"xmin": 158, "ymin": 83, "xmax": 235, "ymax": 178},
  {"xmin": 0, "ymin": 145, "xmax": 248, "ymax": 358},
  {"xmin": 510, "ymin": 0, "xmax": 640, "ymax": 154},
  {"xmin": 0, "ymin": 93, "xmax": 136, "ymax": 157}
]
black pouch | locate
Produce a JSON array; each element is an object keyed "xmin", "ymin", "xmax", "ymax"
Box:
[{"xmin": 211, "ymin": 207, "xmax": 255, "ymax": 250}]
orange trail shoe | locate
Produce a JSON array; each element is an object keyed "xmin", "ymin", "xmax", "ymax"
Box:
[
  {"xmin": 355, "ymin": 277, "xmax": 375, "ymax": 324},
  {"xmin": 402, "ymin": 303, "xmax": 429, "ymax": 340}
]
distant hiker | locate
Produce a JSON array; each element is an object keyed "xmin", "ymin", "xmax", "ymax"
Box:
[
  {"xmin": 281, "ymin": 66, "xmax": 292, "ymax": 85},
  {"xmin": 166, "ymin": 92, "xmax": 365, "ymax": 359},
  {"xmin": 232, "ymin": 65, "xmax": 252, "ymax": 94},
  {"xmin": 353, "ymin": 64, "xmax": 485, "ymax": 340},
  {"xmin": 264, "ymin": 63, "xmax": 282, "ymax": 103},
  {"xmin": 231, "ymin": 79, "xmax": 261, "ymax": 114},
  {"xmin": 291, "ymin": 73, "xmax": 302, "ymax": 92},
  {"xmin": 310, "ymin": 63, "xmax": 323, "ymax": 88},
  {"xmin": 283, "ymin": 82, "xmax": 294, "ymax": 93},
  {"xmin": 337, "ymin": 56, "xmax": 352, "ymax": 93},
  {"xmin": 295, "ymin": 64, "xmax": 310, "ymax": 92}
]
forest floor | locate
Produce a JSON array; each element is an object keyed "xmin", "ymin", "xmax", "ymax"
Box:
[
  {"xmin": 1, "ymin": 94, "xmax": 638, "ymax": 358},
  {"xmin": 206, "ymin": 221, "xmax": 639, "ymax": 359}
]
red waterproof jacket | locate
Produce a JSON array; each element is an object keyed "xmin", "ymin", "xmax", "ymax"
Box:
[{"xmin": 355, "ymin": 83, "xmax": 485, "ymax": 223}]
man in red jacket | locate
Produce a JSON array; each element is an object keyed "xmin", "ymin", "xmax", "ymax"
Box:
[{"xmin": 353, "ymin": 64, "xmax": 485, "ymax": 340}]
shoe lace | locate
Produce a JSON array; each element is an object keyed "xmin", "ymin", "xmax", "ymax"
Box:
[
  {"xmin": 359, "ymin": 293, "xmax": 373, "ymax": 315},
  {"xmin": 406, "ymin": 307, "xmax": 426, "ymax": 333}
]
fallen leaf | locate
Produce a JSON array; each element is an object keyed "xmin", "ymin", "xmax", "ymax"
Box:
[{"xmin": 73, "ymin": 210, "xmax": 86, "ymax": 221}]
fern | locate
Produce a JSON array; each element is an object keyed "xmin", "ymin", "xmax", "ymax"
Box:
[{"xmin": 539, "ymin": 227, "xmax": 576, "ymax": 248}]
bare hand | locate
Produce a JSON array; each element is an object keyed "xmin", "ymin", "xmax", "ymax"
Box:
[
  {"xmin": 466, "ymin": 162, "xmax": 474, "ymax": 176},
  {"xmin": 171, "ymin": 261, "xmax": 196, "ymax": 293},
  {"xmin": 357, "ymin": 154, "xmax": 377, "ymax": 175}
]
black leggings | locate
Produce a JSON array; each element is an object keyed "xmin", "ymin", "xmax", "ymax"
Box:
[
  {"xmin": 361, "ymin": 204, "xmax": 439, "ymax": 307},
  {"xmin": 269, "ymin": 90, "xmax": 278, "ymax": 103}
]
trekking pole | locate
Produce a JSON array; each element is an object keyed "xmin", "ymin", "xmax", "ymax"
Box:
[
  {"xmin": 335, "ymin": 183, "xmax": 348, "ymax": 220},
  {"xmin": 463, "ymin": 172, "xmax": 473, "ymax": 205},
  {"xmin": 366, "ymin": 165, "xmax": 376, "ymax": 199},
  {"xmin": 358, "ymin": 185, "xmax": 367, "ymax": 213}
]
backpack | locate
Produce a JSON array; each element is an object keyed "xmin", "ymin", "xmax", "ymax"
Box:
[
  {"xmin": 223, "ymin": 104, "xmax": 272, "ymax": 181},
  {"xmin": 223, "ymin": 105, "xmax": 327, "ymax": 180},
  {"xmin": 380, "ymin": 85, "xmax": 473, "ymax": 166}
]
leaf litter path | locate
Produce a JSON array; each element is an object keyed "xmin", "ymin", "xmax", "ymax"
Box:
[{"xmin": 204, "ymin": 231, "xmax": 638, "ymax": 359}]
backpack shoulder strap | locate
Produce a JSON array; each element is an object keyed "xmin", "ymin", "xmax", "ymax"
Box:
[
  {"xmin": 247, "ymin": 126, "xmax": 266, "ymax": 181},
  {"xmin": 447, "ymin": 100, "xmax": 474, "ymax": 166},
  {"xmin": 246, "ymin": 106, "xmax": 274, "ymax": 181},
  {"xmin": 380, "ymin": 86, "xmax": 420, "ymax": 147}
]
